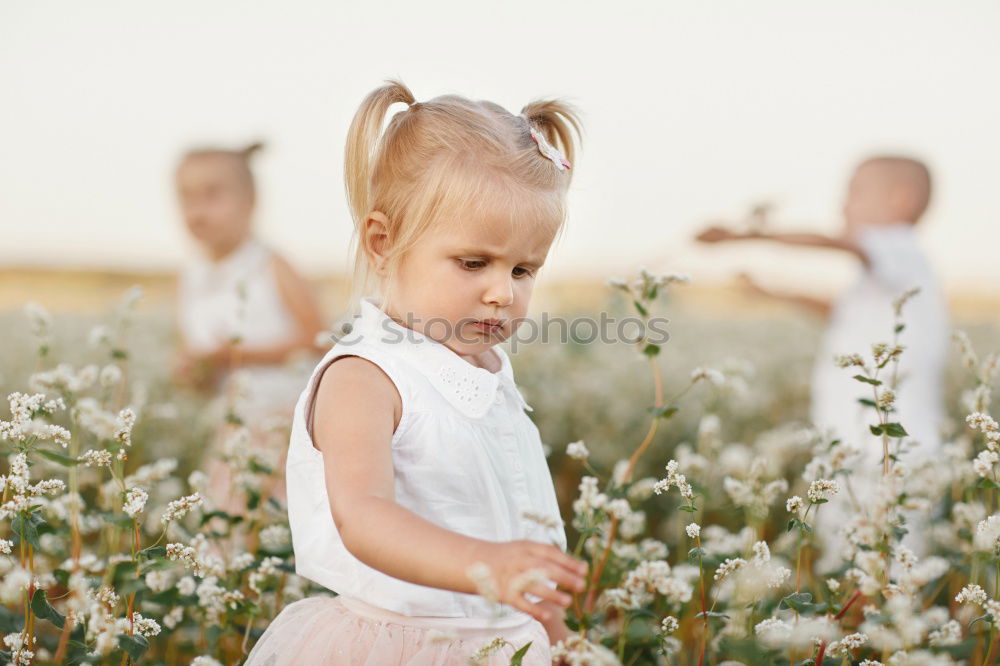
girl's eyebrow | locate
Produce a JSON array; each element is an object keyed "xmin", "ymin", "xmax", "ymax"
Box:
[{"xmin": 453, "ymin": 248, "xmax": 545, "ymax": 268}]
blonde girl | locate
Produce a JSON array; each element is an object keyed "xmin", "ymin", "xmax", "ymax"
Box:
[{"xmin": 246, "ymin": 80, "xmax": 586, "ymax": 665}]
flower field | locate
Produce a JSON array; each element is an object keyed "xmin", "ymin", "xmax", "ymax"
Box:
[{"xmin": 1, "ymin": 274, "xmax": 999, "ymax": 665}]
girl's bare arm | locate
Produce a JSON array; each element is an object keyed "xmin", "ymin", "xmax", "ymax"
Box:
[{"xmin": 312, "ymin": 356, "xmax": 587, "ymax": 622}]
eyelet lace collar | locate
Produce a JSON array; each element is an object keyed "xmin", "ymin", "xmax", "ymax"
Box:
[{"xmin": 344, "ymin": 298, "xmax": 532, "ymax": 418}]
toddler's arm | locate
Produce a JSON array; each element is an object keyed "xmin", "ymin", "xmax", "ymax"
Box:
[
  {"xmin": 312, "ymin": 356, "xmax": 587, "ymax": 623},
  {"xmin": 696, "ymin": 226, "xmax": 870, "ymax": 266}
]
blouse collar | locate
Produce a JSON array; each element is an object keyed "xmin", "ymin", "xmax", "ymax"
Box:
[{"xmin": 346, "ymin": 297, "xmax": 532, "ymax": 418}]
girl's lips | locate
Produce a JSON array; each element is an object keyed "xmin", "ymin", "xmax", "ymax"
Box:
[{"xmin": 471, "ymin": 321, "xmax": 502, "ymax": 334}]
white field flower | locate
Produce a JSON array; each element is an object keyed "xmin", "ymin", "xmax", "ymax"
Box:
[
  {"xmin": 691, "ymin": 367, "xmax": 725, "ymax": 386},
  {"xmin": 973, "ymin": 449, "xmax": 999, "ymax": 477},
  {"xmin": 79, "ymin": 449, "xmax": 112, "ymax": 467},
  {"xmin": 955, "ymin": 583, "xmax": 988, "ymax": 606},
  {"xmin": 466, "ymin": 562, "xmax": 499, "ymax": 605},
  {"xmin": 876, "ymin": 388, "xmax": 896, "ymax": 409},
  {"xmin": 807, "ymin": 479, "xmax": 839, "ymax": 503},
  {"xmin": 974, "ymin": 516, "xmax": 1000, "ymax": 554},
  {"xmin": 161, "ymin": 493, "xmax": 204, "ymax": 524},
  {"xmin": 685, "ymin": 523, "xmax": 701, "ymax": 539},
  {"xmin": 99, "ymin": 364, "xmax": 122, "ymax": 388},
  {"xmin": 660, "ymin": 615, "xmax": 679, "ymax": 634},
  {"xmin": 177, "ymin": 576, "xmax": 197, "ymax": 596},
  {"xmin": 786, "ymin": 495, "xmax": 804, "ymax": 514},
  {"xmin": 113, "ymin": 408, "xmax": 136, "ymax": 447},
  {"xmin": 566, "ymin": 440, "xmax": 589, "ymax": 461},
  {"xmin": 713, "ymin": 557, "xmax": 747, "ymax": 582},
  {"xmin": 653, "ymin": 460, "xmax": 694, "ymax": 501},
  {"xmin": 191, "ymin": 657, "xmax": 223, "ymax": 666},
  {"xmin": 259, "ymin": 524, "xmax": 292, "ymax": 550},
  {"xmin": 0, "ymin": 539, "xmax": 12, "ymax": 554},
  {"xmin": 122, "ymin": 487, "xmax": 148, "ymax": 518}
]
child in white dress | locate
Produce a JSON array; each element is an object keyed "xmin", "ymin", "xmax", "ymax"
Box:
[
  {"xmin": 696, "ymin": 155, "xmax": 950, "ymax": 568},
  {"xmin": 244, "ymin": 81, "xmax": 588, "ymax": 665},
  {"xmin": 173, "ymin": 143, "xmax": 326, "ymax": 507}
]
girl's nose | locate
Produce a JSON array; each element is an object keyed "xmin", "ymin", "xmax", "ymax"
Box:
[{"xmin": 483, "ymin": 273, "xmax": 514, "ymax": 307}]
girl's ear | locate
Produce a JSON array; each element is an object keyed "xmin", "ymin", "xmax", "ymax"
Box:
[{"xmin": 362, "ymin": 211, "xmax": 392, "ymax": 276}]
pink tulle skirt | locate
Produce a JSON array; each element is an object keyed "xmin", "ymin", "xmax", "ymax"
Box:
[{"xmin": 244, "ymin": 595, "xmax": 553, "ymax": 665}]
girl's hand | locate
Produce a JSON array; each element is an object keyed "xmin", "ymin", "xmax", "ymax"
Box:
[
  {"xmin": 533, "ymin": 598, "xmax": 574, "ymax": 646},
  {"xmin": 472, "ymin": 540, "xmax": 587, "ymax": 624},
  {"xmin": 695, "ymin": 224, "xmax": 739, "ymax": 243}
]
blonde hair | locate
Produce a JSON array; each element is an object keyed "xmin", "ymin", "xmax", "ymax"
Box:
[
  {"xmin": 343, "ymin": 79, "xmax": 582, "ymax": 309},
  {"xmin": 177, "ymin": 141, "xmax": 265, "ymax": 197}
]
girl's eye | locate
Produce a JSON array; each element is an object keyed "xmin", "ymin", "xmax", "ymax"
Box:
[
  {"xmin": 458, "ymin": 259, "xmax": 486, "ymax": 270},
  {"xmin": 512, "ymin": 266, "xmax": 534, "ymax": 278}
]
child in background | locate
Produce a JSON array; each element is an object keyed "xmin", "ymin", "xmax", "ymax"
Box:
[
  {"xmin": 245, "ymin": 80, "xmax": 588, "ymax": 665},
  {"xmin": 695, "ymin": 156, "xmax": 950, "ymax": 568},
  {"xmin": 173, "ymin": 142, "xmax": 326, "ymax": 507}
]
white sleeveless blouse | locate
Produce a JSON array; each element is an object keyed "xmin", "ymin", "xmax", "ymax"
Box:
[{"xmin": 285, "ymin": 297, "xmax": 568, "ymax": 620}]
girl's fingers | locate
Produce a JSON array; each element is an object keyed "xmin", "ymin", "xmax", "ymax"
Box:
[
  {"xmin": 511, "ymin": 595, "xmax": 550, "ymax": 623},
  {"xmin": 544, "ymin": 564, "xmax": 586, "ymax": 593},
  {"xmin": 525, "ymin": 582, "xmax": 572, "ymax": 608}
]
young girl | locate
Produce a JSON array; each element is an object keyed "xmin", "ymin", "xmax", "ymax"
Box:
[
  {"xmin": 173, "ymin": 142, "xmax": 326, "ymax": 507},
  {"xmin": 244, "ymin": 81, "xmax": 588, "ymax": 665}
]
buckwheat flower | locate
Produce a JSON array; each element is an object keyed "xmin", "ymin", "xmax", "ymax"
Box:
[
  {"xmin": 162, "ymin": 606, "xmax": 183, "ymax": 630},
  {"xmin": 755, "ymin": 618, "xmax": 793, "ymax": 647},
  {"xmin": 807, "ymin": 479, "xmax": 839, "ymax": 503},
  {"xmin": 660, "ymin": 616, "xmax": 679, "ymax": 634},
  {"xmin": 99, "ymin": 364, "xmax": 122, "ymax": 388},
  {"xmin": 927, "ymin": 619, "xmax": 961, "ymax": 646},
  {"xmin": 834, "ymin": 353, "xmax": 865, "ymax": 369},
  {"xmin": 123, "ymin": 487, "xmax": 148, "ymax": 518},
  {"xmin": 113, "ymin": 408, "xmax": 136, "ymax": 447},
  {"xmin": 967, "ymin": 412, "xmax": 1000, "ymax": 449},
  {"xmin": 229, "ymin": 552, "xmax": 255, "ymax": 571},
  {"xmin": 566, "ymin": 440, "xmax": 589, "ymax": 461},
  {"xmin": 259, "ymin": 524, "xmax": 292, "ymax": 551},
  {"xmin": 128, "ymin": 612, "xmax": 161, "ymax": 637},
  {"xmin": 831, "ymin": 632, "xmax": 868, "ymax": 657},
  {"xmin": 470, "ymin": 637, "xmax": 507, "ymax": 664},
  {"xmin": 714, "ymin": 557, "xmax": 747, "ymax": 582},
  {"xmin": 3, "ymin": 632, "xmax": 34, "ymax": 666},
  {"xmin": 29, "ymin": 479, "xmax": 65, "ymax": 496},
  {"xmin": 79, "ymin": 449, "xmax": 112, "ymax": 467},
  {"xmin": 606, "ymin": 277, "xmax": 629, "ymax": 291},
  {"xmin": 973, "ymin": 515, "xmax": 1000, "ymax": 554},
  {"xmin": 955, "ymin": 583, "xmax": 988, "ymax": 606},
  {"xmin": 606, "ymin": 498, "xmax": 631, "ymax": 520},
  {"xmin": 466, "ymin": 562, "xmax": 499, "ymax": 605},
  {"xmin": 973, "ymin": 449, "xmax": 999, "ymax": 477},
  {"xmin": 521, "ymin": 510, "xmax": 563, "ymax": 531},
  {"xmin": 0, "ymin": 539, "xmax": 11, "ymax": 555},
  {"xmin": 876, "ymin": 388, "xmax": 896, "ymax": 409},
  {"xmin": 859, "ymin": 661, "xmax": 884, "ymax": 666},
  {"xmin": 786, "ymin": 496, "xmax": 804, "ymax": 514},
  {"xmin": 690, "ymin": 367, "xmax": 725, "ymax": 386},
  {"xmin": 161, "ymin": 493, "xmax": 204, "ymax": 524},
  {"xmin": 177, "ymin": 576, "xmax": 197, "ymax": 596},
  {"xmin": 191, "ymin": 657, "xmax": 223, "ymax": 666},
  {"xmin": 509, "ymin": 568, "xmax": 549, "ymax": 595},
  {"xmin": 685, "ymin": 523, "xmax": 700, "ymax": 539},
  {"xmin": 826, "ymin": 578, "xmax": 840, "ymax": 593}
]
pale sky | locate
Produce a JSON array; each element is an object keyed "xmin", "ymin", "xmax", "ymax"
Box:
[{"xmin": 2, "ymin": 1, "xmax": 999, "ymax": 295}]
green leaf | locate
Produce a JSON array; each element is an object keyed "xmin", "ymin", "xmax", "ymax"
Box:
[
  {"xmin": 31, "ymin": 588, "xmax": 65, "ymax": 628},
  {"xmin": 136, "ymin": 545, "xmax": 167, "ymax": 560},
  {"xmin": 969, "ymin": 613, "xmax": 992, "ymax": 631},
  {"xmin": 633, "ymin": 300, "xmax": 648, "ymax": 317},
  {"xmin": 694, "ymin": 610, "xmax": 729, "ymax": 619},
  {"xmin": 870, "ymin": 424, "xmax": 884, "ymax": 436},
  {"xmin": 883, "ymin": 422, "xmax": 908, "ymax": 437},
  {"xmin": 895, "ymin": 323, "xmax": 905, "ymax": 333},
  {"xmin": 853, "ymin": 374, "xmax": 882, "ymax": 386},
  {"xmin": 53, "ymin": 568, "xmax": 70, "ymax": 586},
  {"xmin": 117, "ymin": 633, "xmax": 149, "ymax": 661},
  {"xmin": 648, "ymin": 405, "xmax": 680, "ymax": 419},
  {"xmin": 642, "ymin": 343, "xmax": 661, "ymax": 357},
  {"xmin": 12, "ymin": 514, "xmax": 40, "ymax": 549},
  {"xmin": 978, "ymin": 478, "xmax": 1000, "ymax": 490},
  {"xmin": 779, "ymin": 592, "xmax": 814, "ymax": 613},
  {"xmin": 510, "ymin": 641, "xmax": 533, "ymax": 666},
  {"xmin": 37, "ymin": 449, "xmax": 80, "ymax": 467},
  {"xmin": 857, "ymin": 398, "xmax": 878, "ymax": 407},
  {"xmin": 678, "ymin": 505, "xmax": 697, "ymax": 513},
  {"xmin": 687, "ymin": 547, "xmax": 706, "ymax": 562}
]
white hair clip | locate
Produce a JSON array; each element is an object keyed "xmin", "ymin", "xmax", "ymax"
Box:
[{"xmin": 528, "ymin": 126, "xmax": 571, "ymax": 171}]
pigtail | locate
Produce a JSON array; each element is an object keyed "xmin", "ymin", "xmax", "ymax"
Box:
[
  {"xmin": 241, "ymin": 141, "xmax": 265, "ymax": 159},
  {"xmin": 520, "ymin": 99, "xmax": 583, "ymax": 171},
  {"xmin": 344, "ymin": 79, "xmax": 417, "ymax": 227}
]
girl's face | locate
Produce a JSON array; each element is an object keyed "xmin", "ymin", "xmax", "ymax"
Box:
[
  {"xmin": 381, "ymin": 212, "xmax": 557, "ymax": 364},
  {"xmin": 175, "ymin": 155, "xmax": 254, "ymax": 257}
]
